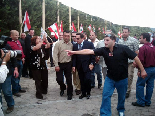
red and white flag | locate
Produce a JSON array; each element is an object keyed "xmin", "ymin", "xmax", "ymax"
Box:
[
  {"xmin": 48, "ymin": 23, "xmax": 59, "ymax": 39},
  {"xmin": 102, "ymin": 27, "xmax": 105, "ymax": 34},
  {"xmin": 59, "ymin": 20, "xmax": 63, "ymax": 32},
  {"xmin": 80, "ymin": 23, "xmax": 83, "ymax": 33},
  {"xmin": 88, "ymin": 24, "xmax": 92, "ymax": 32},
  {"xmin": 71, "ymin": 22, "xmax": 77, "ymax": 32},
  {"xmin": 92, "ymin": 25, "xmax": 95, "ymax": 32},
  {"xmin": 118, "ymin": 31, "xmax": 122, "ymax": 38},
  {"xmin": 23, "ymin": 11, "xmax": 31, "ymax": 32}
]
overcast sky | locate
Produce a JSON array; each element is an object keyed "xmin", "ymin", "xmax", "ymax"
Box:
[{"xmin": 58, "ymin": 0, "xmax": 155, "ymax": 28}]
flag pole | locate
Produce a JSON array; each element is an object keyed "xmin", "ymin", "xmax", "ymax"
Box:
[
  {"xmin": 42, "ymin": 0, "xmax": 45, "ymax": 30},
  {"xmin": 69, "ymin": 6, "xmax": 71, "ymax": 41}
]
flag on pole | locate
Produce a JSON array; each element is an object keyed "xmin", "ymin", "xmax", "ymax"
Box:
[
  {"xmin": 71, "ymin": 22, "xmax": 77, "ymax": 32},
  {"xmin": 92, "ymin": 25, "xmax": 95, "ymax": 32},
  {"xmin": 80, "ymin": 23, "xmax": 83, "ymax": 33},
  {"xmin": 41, "ymin": 27, "xmax": 47, "ymax": 39},
  {"xmin": 102, "ymin": 27, "xmax": 105, "ymax": 34},
  {"xmin": 48, "ymin": 23, "xmax": 59, "ymax": 39},
  {"xmin": 23, "ymin": 11, "xmax": 31, "ymax": 32},
  {"xmin": 118, "ymin": 31, "xmax": 122, "ymax": 38},
  {"xmin": 59, "ymin": 20, "xmax": 63, "ymax": 32},
  {"xmin": 88, "ymin": 24, "xmax": 92, "ymax": 32}
]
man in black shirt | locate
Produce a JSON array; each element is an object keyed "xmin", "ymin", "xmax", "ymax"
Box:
[{"xmin": 66, "ymin": 33, "xmax": 147, "ymax": 116}]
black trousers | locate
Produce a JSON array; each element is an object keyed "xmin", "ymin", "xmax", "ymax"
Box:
[
  {"xmin": 56, "ymin": 62, "xmax": 73, "ymax": 95},
  {"xmin": 22, "ymin": 62, "xmax": 28, "ymax": 76},
  {"xmin": 49, "ymin": 50, "xmax": 54, "ymax": 67},
  {"xmin": 25, "ymin": 58, "xmax": 33, "ymax": 78},
  {"xmin": 78, "ymin": 67, "xmax": 91, "ymax": 95},
  {"xmin": 32, "ymin": 69, "xmax": 48, "ymax": 95}
]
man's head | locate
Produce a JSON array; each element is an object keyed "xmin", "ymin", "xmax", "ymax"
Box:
[
  {"xmin": 89, "ymin": 31, "xmax": 96, "ymax": 41},
  {"xmin": 83, "ymin": 32, "xmax": 87, "ymax": 40},
  {"xmin": 29, "ymin": 28, "xmax": 34, "ymax": 36},
  {"xmin": 104, "ymin": 33, "xmax": 116, "ymax": 48},
  {"xmin": 10, "ymin": 30, "xmax": 19, "ymax": 41},
  {"xmin": 76, "ymin": 33, "xmax": 84, "ymax": 44},
  {"xmin": 122, "ymin": 27, "xmax": 130, "ymax": 39},
  {"xmin": 21, "ymin": 33, "xmax": 26, "ymax": 39},
  {"xmin": 71, "ymin": 31, "xmax": 77, "ymax": 42},
  {"xmin": 50, "ymin": 32, "xmax": 55, "ymax": 38},
  {"xmin": 59, "ymin": 32, "xmax": 63, "ymax": 40},
  {"xmin": 63, "ymin": 30, "xmax": 71, "ymax": 43},
  {"xmin": 139, "ymin": 33, "xmax": 150, "ymax": 44}
]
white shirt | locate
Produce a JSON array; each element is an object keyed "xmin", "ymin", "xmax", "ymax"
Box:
[{"xmin": 0, "ymin": 65, "xmax": 9, "ymax": 83}]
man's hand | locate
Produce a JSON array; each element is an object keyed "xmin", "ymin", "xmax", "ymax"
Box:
[
  {"xmin": 95, "ymin": 56, "xmax": 100, "ymax": 63},
  {"xmin": 14, "ymin": 67, "xmax": 19, "ymax": 78},
  {"xmin": 72, "ymin": 67, "xmax": 75, "ymax": 72},
  {"xmin": 1, "ymin": 50, "xmax": 10, "ymax": 63},
  {"xmin": 89, "ymin": 64, "xmax": 94, "ymax": 70},
  {"xmin": 65, "ymin": 50, "xmax": 74, "ymax": 56},
  {"xmin": 139, "ymin": 70, "xmax": 147, "ymax": 79},
  {"xmin": 55, "ymin": 66, "xmax": 60, "ymax": 72},
  {"xmin": 132, "ymin": 61, "xmax": 137, "ymax": 68},
  {"xmin": 22, "ymin": 58, "xmax": 25, "ymax": 64}
]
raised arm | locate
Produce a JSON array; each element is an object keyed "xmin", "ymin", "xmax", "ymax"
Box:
[{"xmin": 66, "ymin": 49, "xmax": 95, "ymax": 56}]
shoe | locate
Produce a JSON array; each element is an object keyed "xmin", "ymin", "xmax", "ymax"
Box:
[
  {"xmin": 86, "ymin": 94, "xmax": 90, "ymax": 99},
  {"xmin": 19, "ymin": 89, "xmax": 26, "ymax": 93},
  {"xmin": 13, "ymin": 93, "xmax": 21, "ymax": 97},
  {"xmin": 76, "ymin": 90, "xmax": 81, "ymax": 95},
  {"xmin": 67, "ymin": 95, "xmax": 72, "ymax": 100},
  {"xmin": 98, "ymin": 84, "xmax": 102, "ymax": 89},
  {"xmin": 79, "ymin": 94, "xmax": 86, "ymax": 99},
  {"xmin": 6, "ymin": 106, "xmax": 14, "ymax": 114},
  {"xmin": 91, "ymin": 86, "xmax": 95, "ymax": 89},
  {"xmin": 145, "ymin": 103, "xmax": 150, "ymax": 107},
  {"xmin": 132, "ymin": 102, "xmax": 144, "ymax": 107},
  {"xmin": 36, "ymin": 94, "xmax": 43, "ymax": 99},
  {"xmin": 60, "ymin": 90, "xmax": 64, "ymax": 96},
  {"xmin": 125, "ymin": 93, "xmax": 129, "ymax": 98},
  {"xmin": 118, "ymin": 112, "xmax": 125, "ymax": 116}
]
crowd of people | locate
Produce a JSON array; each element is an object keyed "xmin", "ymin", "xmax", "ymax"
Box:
[{"xmin": 0, "ymin": 27, "xmax": 155, "ymax": 116}]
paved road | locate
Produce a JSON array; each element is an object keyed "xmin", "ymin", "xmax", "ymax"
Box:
[{"xmin": 2, "ymin": 67, "xmax": 155, "ymax": 116}]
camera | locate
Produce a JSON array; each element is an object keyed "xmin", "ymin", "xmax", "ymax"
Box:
[{"xmin": 0, "ymin": 35, "xmax": 22, "ymax": 59}]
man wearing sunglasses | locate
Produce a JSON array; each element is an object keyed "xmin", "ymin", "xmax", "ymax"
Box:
[{"xmin": 66, "ymin": 33, "xmax": 147, "ymax": 116}]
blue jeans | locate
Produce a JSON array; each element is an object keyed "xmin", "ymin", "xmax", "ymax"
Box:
[
  {"xmin": 12, "ymin": 60, "xmax": 23, "ymax": 94},
  {"xmin": 91, "ymin": 63, "xmax": 102, "ymax": 86},
  {"xmin": 0, "ymin": 74, "xmax": 14, "ymax": 107},
  {"xmin": 136, "ymin": 67, "xmax": 155, "ymax": 106},
  {"xmin": 100, "ymin": 77, "xmax": 128, "ymax": 116}
]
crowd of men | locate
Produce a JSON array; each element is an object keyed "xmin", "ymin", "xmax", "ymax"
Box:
[{"xmin": 0, "ymin": 27, "xmax": 155, "ymax": 116}]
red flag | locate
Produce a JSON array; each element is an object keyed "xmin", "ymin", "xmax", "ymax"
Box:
[
  {"xmin": 80, "ymin": 23, "xmax": 83, "ymax": 33},
  {"xmin": 48, "ymin": 23, "xmax": 59, "ymax": 39},
  {"xmin": 23, "ymin": 11, "xmax": 31, "ymax": 32},
  {"xmin": 59, "ymin": 20, "xmax": 63, "ymax": 32},
  {"xmin": 71, "ymin": 22, "xmax": 77, "ymax": 32},
  {"xmin": 88, "ymin": 24, "xmax": 92, "ymax": 32}
]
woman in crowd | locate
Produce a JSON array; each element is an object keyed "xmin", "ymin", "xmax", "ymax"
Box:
[{"xmin": 30, "ymin": 35, "xmax": 50, "ymax": 99}]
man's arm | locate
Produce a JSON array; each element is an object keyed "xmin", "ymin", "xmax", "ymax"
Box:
[
  {"xmin": 66, "ymin": 49, "xmax": 95, "ymax": 56},
  {"xmin": 134, "ymin": 56, "xmax": 147, "ymax": 78}
]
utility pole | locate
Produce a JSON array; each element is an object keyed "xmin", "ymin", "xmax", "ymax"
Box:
[
  {"xmin": 69, "ymin": 7, "xmax": 71, "ymax": 31},
  {"xmin": 57, "ymin": 1, "xmax": 60, "ymax": 25},
  {"xmin": 77, "ymin": 11, "xmax": 79, "ymax": 32},
  {"xmin": 19, "ymin": 0, "xmax": 22, "ymax": 34},
  {"xmin": 42, "ymin": 0, "xmax": 45, "ymax": 30}
]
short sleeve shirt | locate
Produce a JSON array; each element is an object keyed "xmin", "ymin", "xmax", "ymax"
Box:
[{"xmin": 93, "ymin": 44, "xmax": 137, "ymax": 81}]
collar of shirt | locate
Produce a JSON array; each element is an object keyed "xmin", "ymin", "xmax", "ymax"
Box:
[
  {"xmin": 62, "ymin": 40, "xmax": 71, "ymax": 45},
  {"xmin": 78, "ymin": 40, "xmax": 84, "ymax": 46},
  {"xmin": 144, "ymin": 42, "xmax": 154, "ymax": 47}
]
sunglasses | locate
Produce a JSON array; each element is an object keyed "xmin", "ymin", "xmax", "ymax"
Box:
[
  {"xmin": 105, "ymin": 34, "xmax": 112, "ymax": 37},
  {"xmin": 72, "ymin": 36, "xmax": 76, "ymax": 37}
]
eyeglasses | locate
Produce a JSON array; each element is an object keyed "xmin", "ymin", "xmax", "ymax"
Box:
[
  {"xmin": 105, "ymin": 34, "xmax": 112, "ymax": 37},
  {"xmin": 76, "ymin": 38, "xmax": 80, "ymax": 40},
  {"xmin": 72, "ymin": 36, "xmax": 76, "ymax": 38}
]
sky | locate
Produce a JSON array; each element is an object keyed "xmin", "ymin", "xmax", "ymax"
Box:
[{"xmin": 58, "ymin": 0, "xmax": 155, "ymax": 28}]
